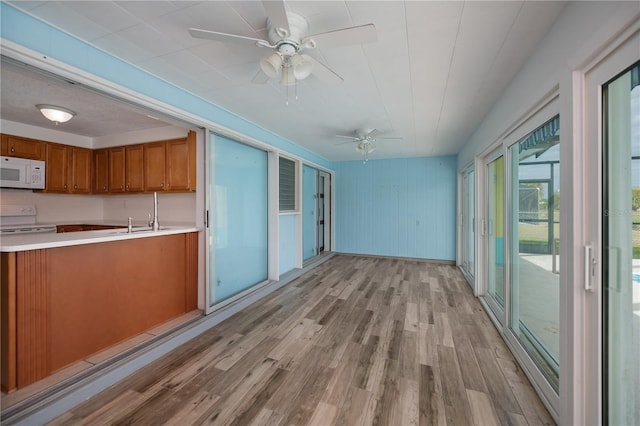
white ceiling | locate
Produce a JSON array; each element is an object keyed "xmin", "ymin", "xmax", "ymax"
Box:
[
  {"xmin": 4, "ymin": 1, "xmax": 567, "ymax": 162},
  {"xmin": 1, "ymin": 59, "xmax": 174, "ymax": 136}
]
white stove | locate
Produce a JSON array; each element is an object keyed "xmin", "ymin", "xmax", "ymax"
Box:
[{"xmin": 0, "ymin": 205, "xmax": 57, "ymax": 235}]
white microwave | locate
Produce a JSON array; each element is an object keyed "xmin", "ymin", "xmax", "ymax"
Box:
[{"xmin": 0, "ymin": 156, "xmax": 46, "ymax": 189}]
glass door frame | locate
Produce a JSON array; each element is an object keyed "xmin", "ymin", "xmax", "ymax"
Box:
[
  {"xmin": 204, "ymin": 132, "xmax": 277, "ymax": 314},
  {"xmin": 476, "ymin": 96, "xmax": 562, "ymax": 418},
  {"xmin": 302, "ymin": 164, "xmax": 333, "ymax": 263},
  {"xmin": 582, "ymin": 23, "xmax": 640, "ymax": 426},
  {"xmin": 502, "ymin": 102, "xmax": 561, "ymax": 417},
  {"xmin": 458, "ymin": 163, "xmax": 476, "ymax": 289},
  {"xmin": 478, "ymin": 145, "xmax": 507, "ymax": 325}
]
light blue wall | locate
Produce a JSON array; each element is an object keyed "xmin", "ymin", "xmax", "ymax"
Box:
[
  {"xmin": 334, "ymin": 156, "xmax": 457, "ymax": 261},
  {"xmin": 278, "ymin": 214, "xmax": 297, "ymax": 275},
  {"xmin": 0, "ymin": 3, "xmax": 331, "ymax": 170}
]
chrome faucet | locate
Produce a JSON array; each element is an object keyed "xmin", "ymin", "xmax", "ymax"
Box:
[{"xmin": 149, "ymin": 191, "xmax": 160, "ymax": 231}]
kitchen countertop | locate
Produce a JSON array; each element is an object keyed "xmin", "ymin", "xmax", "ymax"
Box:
[{"xmin": 0, "ymin": 225, "xmax": 200, "ymax": 252}]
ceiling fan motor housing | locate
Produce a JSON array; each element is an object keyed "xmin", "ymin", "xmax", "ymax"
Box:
[
  {"xmin": 267, "ymin": 12, "xmax": 310, "ymax": 53},
  {"xmin": 277, "ymin": 43, "xmax": 297, "ymax": 56}
]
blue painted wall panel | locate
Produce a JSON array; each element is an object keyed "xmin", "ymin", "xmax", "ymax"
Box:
[
  {"xmin": 279, "ymin": 214, "xmax": 297, "ymax": 275},
  {"xmin": 334, "ymin": 156, "xmax": 457, "ymax": 261}
]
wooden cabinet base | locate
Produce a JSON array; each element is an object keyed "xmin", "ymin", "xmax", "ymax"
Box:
[{"xmin": 0, "ymin": 232, "xmax": 198, "ymax": 393}]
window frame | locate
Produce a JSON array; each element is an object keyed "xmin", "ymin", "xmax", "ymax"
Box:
[{"xmin": 278, "ymin": 155, "xmax": 299, "ymax": 213}]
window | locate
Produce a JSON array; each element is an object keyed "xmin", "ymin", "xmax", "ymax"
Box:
[{"xmin": 279, "ymin": 156, "xmax": 297, "ymax": 211}]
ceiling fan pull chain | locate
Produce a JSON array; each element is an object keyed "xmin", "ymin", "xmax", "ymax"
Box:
[{"xmin": 285, "ymin": 82, "xmax": 289, "ymax": 106}]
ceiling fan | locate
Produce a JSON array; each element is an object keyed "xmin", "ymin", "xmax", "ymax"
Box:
[
  {"xmin": 188, "ymin": 0, "xmax": 377, "ymax": 87},
  {"xmin": 336, "ymin": 129, "xmax": 402, "ymax": 163}
]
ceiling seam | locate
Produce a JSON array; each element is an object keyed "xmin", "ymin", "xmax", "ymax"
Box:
[
  {"xmin": 466, "ymin": 1, "xmax": 526, "ymax": 131},
  {"xmin": 430, "ymin": 1, "xmax": 466, "ymax": 156},
  {"xmin": 402, "ymin": 0, "xmax": 417, "ymax": 154},
  {"xmin": 343, "ymin": 1, "xmax": 391, "ymax": 139}
]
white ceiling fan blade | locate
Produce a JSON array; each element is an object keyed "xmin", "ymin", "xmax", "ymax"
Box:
[
  {"xmin": 251, "ymin": 69, "xmax": 270, "ymax": 84},
  {"xmin": 377, "ymin": 136, "xmax": 403, "ymax": 140},
  {"xmin": 262, "ymin": 0, "xmax": 291, "ymax": 38},
  {"xmin": 303, "ymin": 24, "xmax": 377, "ymax": 49},
  {"xmin": 302, "ymin": 55, "xmax": 343, "ymax": 86},
  {"xmin": 335, "ymin": 140, "xmax": 358, "ymax": 146},
  {"xmin": 335, "ymin": 135, "xmax": 360, "ymax": 140},
  {"xmin": 189, "ymin": 28, "xmax": 268, "ymax": 47}
]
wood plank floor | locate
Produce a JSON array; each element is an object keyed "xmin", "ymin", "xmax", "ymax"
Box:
[{"xmin": 48, "ymin": 255, "xmax": 555, "ymax": 426}]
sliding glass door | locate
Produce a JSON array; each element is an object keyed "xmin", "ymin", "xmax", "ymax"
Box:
[
  {"xmin": 460, "ymin": 167, "xmax": 475, "ymax": 285},
  {"xmin": 603, "ymin": 62, "xmax": 640, "ymax": 425},
  {"xmin": 484, "ymin": 153, "xmax": 505, "ymax": 318},
  {"xmin": 508, "ymin": 116, "xmax": 560, "ymax": 392},
  {"xmin": 210, "ymin": 135, "xmax": 268, "ymax": 306}
]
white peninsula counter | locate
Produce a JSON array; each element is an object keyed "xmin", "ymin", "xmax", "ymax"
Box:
[{"xmin": 0, "ymin": 224, "xmax": 199, "ymax": 252}]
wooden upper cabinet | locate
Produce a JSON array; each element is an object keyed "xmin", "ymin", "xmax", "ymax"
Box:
[
  {"xmin": 144, "ymin": 131, "xmax": 196, "ymax": 192},
  {"xmin": 7, "ymin": 131, "xmax": 197, "ymax": 195},
  {"xmin": 69, "ymin": 147, "xmax": 92, "ymax": 194},
  {"xmin": 93, "ymin": 149, "xmax": 109, "ymax": 194},
  {"xmin": 125, "ymin": 145, "xmax": 144, "ymax": 192},
  {"xmin": 1, "ymin": 134, "xmax": 45, "ymax": 160},
  {"xmin": 44, "ymin": 143, "xmax": 69, "ymax": 193},
  {"xmin": 144, "ymin": 142, "xmax": 166, "ymax": 192},
  {"xmin": 166, "ymin": 131, "xmax": 196, "ymax": 192},
  {"xmin": 1, "ymin": 134, "xmax": 8, "ymax": 156},
  {"xmin": 44, "ymin": 144, "xmax": 91, "ymax": 194},
  {"xmin": 108, "ymin": 147, "xmax": 126, "ymax": 193}
]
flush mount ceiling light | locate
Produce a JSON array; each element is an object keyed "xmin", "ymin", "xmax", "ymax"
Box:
[{"xmin": 36, "ymin": 104, "xmax": 76, "ymax": 124}]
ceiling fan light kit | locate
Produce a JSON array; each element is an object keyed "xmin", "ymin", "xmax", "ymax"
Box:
[
  {"xmin": 291, "ymin": 54, "xmax": 312, "ymax": 80},
  {"xmin": 356, "ymin": 140, "xmax": 375, "ymax": 164},
  {"xmin": 260, "ymin": 53, "xmax": 283, "ymax": 78},
  {"xmin": 335, "ymin": 128, "xmax": 403, "ymax": 164}
]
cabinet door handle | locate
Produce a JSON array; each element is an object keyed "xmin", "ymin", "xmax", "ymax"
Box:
[
  {"xmin": 74, "ymin": 184, "xmax": 77, "ymax": 189},
  {"xmin": 161, "ymin": 182, "xmax": 164, "ymax": 188},
  {"xmin": 104, "ymin": 185, "xmax": 107, "ymax": 191},
  {"xmin": 10, "ymin": 147, "xmax": 14, "ymax": 153},
  {"xmin": 64, "ymin": 184, "xmax": 67, "ymax": 190}
]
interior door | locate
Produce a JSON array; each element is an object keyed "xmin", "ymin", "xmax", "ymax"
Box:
[
  {"xmin": 303, "ymin": 166, "xmax": 331, "ymax": 261},
  {"xmin": 318, "ymin": 171, "xmax": 331, "ymax": 254},
  {"xmin": 317, "ymin": 172, "xmax": 325, "ymax": 252}
]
